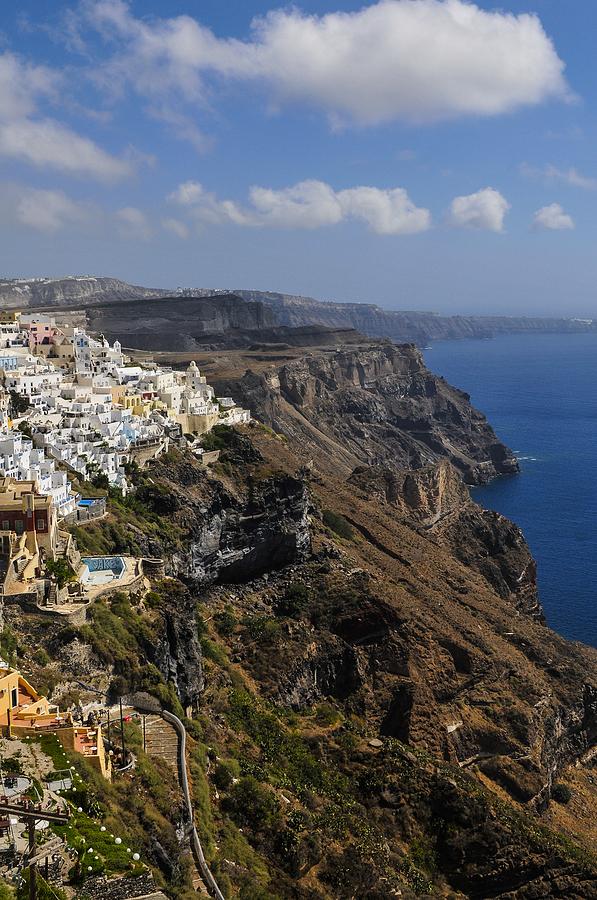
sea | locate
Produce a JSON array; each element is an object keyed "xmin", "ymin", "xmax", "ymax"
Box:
[{"xmin": 424, "ymin": 332, "xmax": 597, "ymax": 649}]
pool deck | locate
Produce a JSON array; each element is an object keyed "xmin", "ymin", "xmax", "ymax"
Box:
[{"xmin": 80, "ymin": 557, "xmax": 144, "ymax": 599}]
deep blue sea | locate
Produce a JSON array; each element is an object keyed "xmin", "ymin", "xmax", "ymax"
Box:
[{"xmin": 424, "ymin": 332, "xmax": 597, "ymax": 648}]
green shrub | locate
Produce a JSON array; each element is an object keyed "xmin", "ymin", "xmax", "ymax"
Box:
[
  {"xmin": 0, "ymin": 626, "xmax": 18, "ymax": 664},
  {"xmin": 222, "ymin": 777, "xmax": 279, "ymax": 830},
  {"xmin": 200, "ymin": 638, "xmax": 229, "ymax": 667},
  {"xmin": 33, "ymin": 648, "xmax": 50, "ymax": 666},
  {"xmin": 276, "ymin": 582, "xmax": 309, "ymax": 618},
  {"xmin": 45, "ymin": 558, "xmax": 75, "ymax": 588},
  {"xmin": 552, "ymin": 783, "xmax": 572, "ymax": 804},
  {"xmin": 314, "ymin": 703, "xmax": 342, "ymax": 728},
  {"xmin": 213, "ymin": 761, "xmax": 239, "ymax": 791},
  {"xmin": 322, "ymin": 510, "xmax": 354, "ymax": 541},
  {"xmin": 214, "ymin": 607, "xmax": 238, "ymax": 637},
  {"xmin": 242, "ymin": 616, "xmax": 282, "ymax": 643}
]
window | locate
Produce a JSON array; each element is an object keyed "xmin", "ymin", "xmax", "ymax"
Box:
[
  {"xmin": 37, "ymin": 518, "xmax": 45, "ymax": 530},
  {"xmin": 11, "ymin": 688, "xmax": 17, "ymax": 708},
  {"xmin": 14, "ymin": 520, "xmax": 24, "ymax": 534},
  {"xmin": 1, "ymin": 520, "xmax": 9, "ymax": 531}
]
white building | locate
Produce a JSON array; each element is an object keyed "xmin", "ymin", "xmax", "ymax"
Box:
[
  {"xmin": 74, "ymin": 330, "xmax": 125, "ymax": 378},
  {"xmin": 0, "ymin": 430, "xmax": 76, "ymax": 517}
]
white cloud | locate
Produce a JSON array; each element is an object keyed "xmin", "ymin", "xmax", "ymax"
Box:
[
  {"xmin": 16, "ymin": 187, "xmax": 90, "ymax": 233},
  {"xmin": 162, "ymin": 217, "xmax": 189, "ymax": 239},
  {"xmin": 249, "ymin": 181, "xmax": 344, "ymax": 229},
  {"xmin": 0, "ymin": 50, "xmax": 133, "ymax": 181},
  {"xmin": 168, "ymin": 178, "xmax": 431, "ymax": 234},
  {"xmin": 0, "ymin": 118, "xmax": 132, "ymax": 181},
  {"xmin": 116, "ymin": 206, "xmax": 152, "ymax": 240},
  {"xmin": 520, "ymin": 162, "xmax": 597, "ymax": 190},
  {"xmin": 168, "ymin": 180, "xmax": 206, "ymax": 206},
  {"xmin": 338, "ymin": 186, "xmax": 431, "ymax": 235},
  {"xmin": 83, "ymin": 0, "xmax": 570, "ymax": 129},
  {"xmin": 532, "ymin": 202, "xmax": 574, "ymax": 231},
  {"xmin": 449, "ymin": 187, "xmax": 510, "ymax": 232},
  {"xmin": 169, "ymin": 182, "xmax": 252, "ymax": 226}
]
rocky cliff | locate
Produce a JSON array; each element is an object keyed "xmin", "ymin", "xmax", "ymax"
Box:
[
  {"xmin": 5, "ymin": 274, "xmax": 595, "ymax": 345},
  {"xmin": 83, "ymin": 293, "xmax": 276, "ymax": 350},
  {"xmin": 215, "ymin": 341, "xmax": 519, "ymax": 484},
  {"xmin": 0, "ymin": 275, "xmax": 165, "ymax": 308},
  {"xmin": 5, "ymin": 425, "xmax": 596, "ymax": 897},
  {"xmin": 236, "ymin": 289, "xmax": 597, "ymax": 343},
  {"xmin": 1, "ymin": 339, "xmax": 595, "ymax": 897},
  {"xmin": 349, "ymin": 460, "xmax": 542, "ymax": 619}
]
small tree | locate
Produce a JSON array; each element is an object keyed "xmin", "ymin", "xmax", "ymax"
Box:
[
  {"xmin": 8, "ymin": 390, "xmax": 29, "ymax": 416},
  {"xmin": 17, "ymin": 421, "xmax": 33, "ymax": 440},
  {"xmin": 45, "ymin": 558, "xmax": 74, "ymax": 589}
]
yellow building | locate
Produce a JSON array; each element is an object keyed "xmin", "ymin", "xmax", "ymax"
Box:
[
  {"xmin": 0, "ymin": 667, "xmax": 63, "ymax": 733},
  {"xmin": 0, "ymin": 666, "xmax": 111, "ymax": 779},
  {"xmin": 0, "ymin": 311, "xmax": 21, "ymax": 325}
]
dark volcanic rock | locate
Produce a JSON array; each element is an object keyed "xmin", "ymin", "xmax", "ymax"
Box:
[
  {"xmin": 86, "ymin": 293, "xmax": 275, "ymax": 350},
  {"xmin": 139, "ymin": 455, "xmax": 312, "ymax": 585}
]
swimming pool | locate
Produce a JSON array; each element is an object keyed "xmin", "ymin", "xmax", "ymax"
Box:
[{"xmin": 81, "ymin": 556, "xmax": 126, "ymax": 587}]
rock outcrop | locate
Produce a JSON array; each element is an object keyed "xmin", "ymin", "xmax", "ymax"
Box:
[
  {"xmin": 129, "ymin": 450, "xmax": 311, "ymax": 586},
  {"xmin": 349, "ymin": 460, "xmax": 542, "ymax": 619},
  {"xmin": 85, "ymin": 293, "xmax": 276, "ymax": 351},
  {"xmin": 217, "ymin": 342, "xmax": 519, "ymax": 484}
]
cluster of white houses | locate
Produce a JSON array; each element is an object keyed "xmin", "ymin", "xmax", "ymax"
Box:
[{"xmin": 0, "ymin": 310, "xmax": 250, "ymax": 603}]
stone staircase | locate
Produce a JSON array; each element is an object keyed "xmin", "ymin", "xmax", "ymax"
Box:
[{"xmin": 142, "ymin": 715, "xmax": 178, "ymax": 771}]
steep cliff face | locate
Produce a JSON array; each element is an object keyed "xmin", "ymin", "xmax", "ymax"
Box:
[
  {"xmin": 8, "ymin": 274, "xmax": 594, "ymax": 344},
  {"xmin": 4, "ymin": 426, "xmax": 596, "ymax": 897},
  {"xmin": 85, "ymin": 293, "xmax": 276, "ymax": 350},
  {"xmin": 124, "ymin": 448, "xmax": 312, "ymax": 585},
  {"xmin": 217, "ymin": 342, "xmax": 518, "ymax": 484},
  {"xmin": 236, "ymin": 289, "xmax": 597, "ymax": 343},
  {"xmin": 349, "ymin": 460, "xmax": 542, "ymax": 619}
]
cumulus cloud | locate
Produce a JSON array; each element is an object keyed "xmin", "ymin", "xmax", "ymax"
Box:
[
  {"xmin": 116, "ymin": 206, "xmax": 152, "ymax": 239},
  {"xmin": 532, "ymin": 202, "xmax": 574, "ymax": 231},
  {"xmin": 15, "ymin": 187, "xmax": 90, "ymax": 233},
  {"xmin": 162, "ymin": 217, "xmax": 190, "ymax": 239},
  {"xmin": 82, "ymin": 0, "xmax": 570, "ymax": 129},
  {"xmin": 0, "ymin": 118, "xmax": 132, "ymax": 181},
  {"xmin": 0, "ymin": 50, "xmax": 132, "ymax": 181},
  {"xmin": 448, "ymin": 187, "xmax": 510, "ymax": 232},
  {"xmin": 337, "ymin": 186, "xmax": 431, "ymax": 234},
  {"xmin": 168, "ymin": 178, "xmax": 431, "ymax": 234},
  {"xmin": 248, "ymin": 181, "xmax": 344, "ymax": 229},
  {"xmin": 520, "ymin": 162, "xmax": 597, "ymax": 190}
]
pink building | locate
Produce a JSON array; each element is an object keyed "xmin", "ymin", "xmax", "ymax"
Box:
[{"xmin": 23, "ymin": 319, "xmax": 56, "ymax": 350}]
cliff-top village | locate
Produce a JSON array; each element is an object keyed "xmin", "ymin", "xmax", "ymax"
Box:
[{"xmin": 0, "ymin": 310, "xmax": 250, "ymax": 832}]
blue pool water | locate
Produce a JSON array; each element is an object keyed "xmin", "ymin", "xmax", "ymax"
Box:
[{"xmin": 425, "ymin": 332, "xmax": 597, "ymax": 648}]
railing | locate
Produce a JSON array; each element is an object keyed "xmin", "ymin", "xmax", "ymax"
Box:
[{"xmin": 162, "ymin": 710, "xmax": 225, "ymax": 900}]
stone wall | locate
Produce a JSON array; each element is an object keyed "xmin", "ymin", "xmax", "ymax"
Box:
[
  {"xmin": 75, "ymin": 873, "xmax": 165, "ymax": 899},
  {"xmin": 63, "ymin": 497, "xmax": 107, "ymax": 526}
]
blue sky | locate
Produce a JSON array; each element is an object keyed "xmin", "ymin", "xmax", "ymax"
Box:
[{"xmin": 2, "ymin": 0, "xmax": 597, "ymax": 315}]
